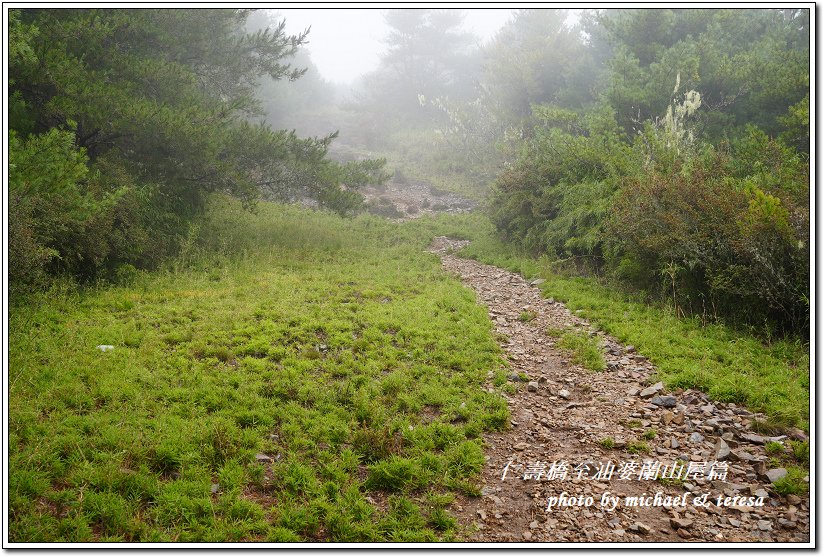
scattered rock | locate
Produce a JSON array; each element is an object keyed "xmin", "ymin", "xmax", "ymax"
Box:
[
  {"xmin": 530, "ymin": 279, "xmax": 546, "ymax": 287},
  {"xmin": 788, "ymin": 428, "xmax": 808, "ymax": 442},
  {"xmin": 670, "ymin": 518, "xmax": 693, "ymax": 530},
  {"xmin": 650, "ymin": 395, "xmax": 677, "ymax": 408},
  {"xmin": 766, "ymin": 468, "xmax": 788, "ymax": 483},
  {"xmin": 428, "ymin": 238, "xmax": 809, "ymax": 543},
  {"xmin": 639, "ymin": 382, "xmax": 664, "ymax": 398},
  {"xmin": 255, "ymin": 453, "xmax": 273, "ymax": 462},
  {"xmin": 628, "ymin": 522, "xmax": 651, "ymax": 535},
  {"xmin": 715, "ymin": 439, "xmax": 731, "ymax": 461},
  {"xmin": 96, "ymin": 344, "xmax": 115, "ymax": 352},
  {"xmin": 689, "ymin": 432, "xmax": 705, "ymax": 444},
  {"xmin": 739, "ymin": 433, "xmax": 766, "ymax": 445},
  {"xmin": 210, "ymin": 483, "xmax": 220, "ymax": 494},
  {"xmin": 778, "ymin": 518, "xmax": 798, "ymax": 530}
]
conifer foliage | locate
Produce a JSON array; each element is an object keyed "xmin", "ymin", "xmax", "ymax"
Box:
[{"xmin": 8, "ymin": 8, "xmax": 386, "ymax": 293}]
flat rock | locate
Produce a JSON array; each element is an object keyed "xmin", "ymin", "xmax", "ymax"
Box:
[
  {"xmin": 640, "ymin": 382, "xmax": 664, "ymax": 398},
  {"xmin": 650, "ymin": 395, "xmax": 677, "ymax": 408},
  {"xmin": 628, "ymin": 522, "xmax": 651, "ymax": 535},
  {"xmin": 689, "ymin": 432, "xmax": 705, "ymax": 444},
  {"xmin": 739, "ymin": 433, "xmax": 766, "ymax": 445},
  {"xmin": 715, "ymin": 439, "xmax": 731, "ymax": 461},
  {"xmin": 766, "ymin": 468, "xmax": 788, "ymax": 483},
  {"xmin": 670, "ymin": 518, "xmax": 693, "ymax": 529},
  {"xmin": 527, "ymin": 381, "xmax": 540, "ymax": 392},
  {"xmin": 558, "ymin": 389, "xmax": 571, "ymax": 400}
]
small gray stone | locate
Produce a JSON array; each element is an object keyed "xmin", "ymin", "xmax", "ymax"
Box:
[
  {"xmin": 255, "ymin": 453, "xmax": 273, "ymax": 462},
  {"xmin": 96, "ymin": 344, "xmax": 115, "ymax": 352},
  {"xmin": 640, "ymin": 382, "xmax": 664, "ymax": 398},
  {"xmin": 739, "ymin": 433, "xmax": 766, "ymax": 445},
  {"xmin": 210, "ymin": 483, "xmax": 220, "ymax": 494},
  {"xmin": 527, "ymin": 381, "xmax": 540, "ymax": 392},
  {"xmin": 757, "ymin": 520, "xmax": 773, "ymax": 531},
  {"xmin": 715, "ymin": 439, "xmax": 731, "ymax": 461},
  {"xmin": 778, "ymin": 518, "xmax": 798, "ymax": 529},
  {"xmin": 558, "ymin": 389, "xmax": 571, "ymax": 400},
  {"xmin": 766, "ymin": 468, "xmax": 788, "ymax": 483},
  {"xmin": 689, "ymin": 432, "xmax": 705, "ymax": 444},
  {"xmin": 530, "ymin": 278, "xmax": 546, "ymax": 287},
  {"xmin": 651, "ymin": 395, "xmax": 677, "ymax": 408}
]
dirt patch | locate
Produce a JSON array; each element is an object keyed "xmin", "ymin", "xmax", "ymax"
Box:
[{"xmin": 429, "ymin": 237, "xmax": 810, "ymax": 543}]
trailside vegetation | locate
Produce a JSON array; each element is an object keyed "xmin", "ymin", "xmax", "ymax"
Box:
[{"xmin": 480, "ymin": 8, "xmax": 810, "ymax": 336}]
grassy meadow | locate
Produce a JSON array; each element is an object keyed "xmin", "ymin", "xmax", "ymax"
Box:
[
  {"xmin": 9, "ymin": 199, "xmax": 512, "ymax": 542},
  {"xmin": 8, "ymin": 199, "xmax": 809, "ymax": 542}
]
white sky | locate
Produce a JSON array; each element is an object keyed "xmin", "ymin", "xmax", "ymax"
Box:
[{"xmin": 269, "ymin": 8, "xmax": 517, "ymax": 84}]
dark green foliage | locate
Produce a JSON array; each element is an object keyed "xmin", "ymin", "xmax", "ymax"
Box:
[
  {"xmin": 608, "ymin": 141, "xmax": 808, "ymax": 333},
  {"xmin": 8, "ymin": 8, "xmax": 387, "ymax": 296}
]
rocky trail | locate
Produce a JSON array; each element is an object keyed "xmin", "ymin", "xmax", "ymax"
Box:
[
  {"xmin": 428, "ymin": 237, "xmax": 810, "ymax": 543},
  {"xmin": 361, "ymin": 179, "xmax": 476, "ymax": 220}
]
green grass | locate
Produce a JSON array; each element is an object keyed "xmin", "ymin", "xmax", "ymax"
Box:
[
  {"xmin": 8, "ymin": 198, "xmax": 510, "ymax": 542},
  {"xmin": 598, "ymin": 438, "xmax": 615, "ymax": 449},
  {"xmin": 772, "ymin": 467, "xmax": 809, "ymax": 495},
  {"xmin": 456, "ymin": 216, "xmax": 810, "ymax": 432},
  {"xmin": 765, "ymin": 441, "xmax": 785, "ymax": 455},
  {"xmin": 556, "ymin": 330, "xmax": 607, "ymax": 372},
  {"xmin": 9, "ymin": 202, "xmax": 811, "ymax": 541},
  {"xmin": 626, "ymin": 441, "xmax": 651, "ymax": 454},
  {"xmin": 641, "ymin": 429, "xmax": 657, "ymax": 441}
]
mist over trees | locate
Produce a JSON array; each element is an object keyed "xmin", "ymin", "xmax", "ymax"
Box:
[
  {"xmin": 7, "ymin": 7, "xmax": 810, "ymax": 335},
  {"xmin": 337, "ymin": 8, "xmax": 810, "ymax": 335},
  {"xmin": 8, "ymin": 8, "xmax": 385, "ymax": 293}
]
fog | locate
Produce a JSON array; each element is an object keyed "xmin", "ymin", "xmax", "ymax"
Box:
[{"xmin": 271, "ymin": 8, "xmax": 517, "ymax": 85}]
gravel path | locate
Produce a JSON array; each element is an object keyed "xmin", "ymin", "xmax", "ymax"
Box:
[{"xmin": 428, "ymin": 237, "xmax": 810, "ymax": 544}]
